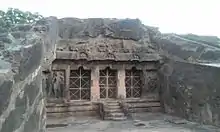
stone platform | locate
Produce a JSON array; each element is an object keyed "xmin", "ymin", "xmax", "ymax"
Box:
[
  {"xmin": 47, "ymin": 113, "xmax": 220, "ymax": 132},
  {"xmin": 46, "ymin": 95, "xmax": 161, "ymax": 120}
]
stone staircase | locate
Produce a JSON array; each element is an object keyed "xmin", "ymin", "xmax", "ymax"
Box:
[
  {"xmin": 46, "ymin": 100, "xmax": 99, "ymax": 118},
  {"xmin": 99, "ymin": 100, "xmax": 127, "ymax": 121},
  {"xmin": 46, "ymin": 95, "xmax": 161, "ymax": 121},
  {"xmin": 121, "ymin": 94, "xmax": 161, "ymax": 114}
]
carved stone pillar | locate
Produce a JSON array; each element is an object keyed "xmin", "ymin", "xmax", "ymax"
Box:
[
  {"xmin": 146, "ymin": 70, "xmax": 159, "ymax": 93},
  {"xmin": 117, "ymin": 68, "xmax": 126, "ymax": 99},
  {"xmin": 91, "ymin": 66, "xmax": 100, "ymax": 101},
  {"xmin": 65, "ymin": 65, "xmax": 70, "ymax": 102}
]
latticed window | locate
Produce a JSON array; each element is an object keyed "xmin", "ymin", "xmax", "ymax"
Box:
[
  {"xmin": 99, "ymin": 68, "xmax": 117, "ymax": 98},
  {"xmin": 69, "ymin": 67, "xmax": 91, "ymax": 100},
  {"xmin": 125, "ymin": 69, "xmax": 142, "ymax": 98}
]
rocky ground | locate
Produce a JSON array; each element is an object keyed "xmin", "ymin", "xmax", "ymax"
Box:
[{"xmin": 47, "ymin": 113, "xmax": 220, "ymax": 132}]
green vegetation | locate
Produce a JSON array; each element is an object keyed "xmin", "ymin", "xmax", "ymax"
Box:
[{"xmin": 0, "ymin": 8, "xmax": 43, "ymax": 32}]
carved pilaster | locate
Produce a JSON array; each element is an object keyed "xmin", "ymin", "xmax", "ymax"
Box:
[
  {"xmin": 117, "ymin": 68, "xmax": 126, "ymax": 99},
  {"xmin": 141, "ymin": 70, "xmax": 148, "ymax": 98},
  {"xmin": 65, "ymin": 65, "xmax": 70, "ymax": 102},
  {"xmin": 91, "ymin": 65, "xmax": 100, "ymax": 101},
  {"xmin": 142, "ymin": 70, "xmax": 159, "ymax": 98}
]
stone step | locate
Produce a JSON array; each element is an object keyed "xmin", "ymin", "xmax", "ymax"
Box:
[
  {"xmin": 106, "ymin": 102, "xmax": 119, "ymax": 106},
  {"xmin": 125, "ymin": 98, "xmax": 160, "ymax": 103},
  {"xmin": 47, "ymin": 105, "xmax": 98, "ymax": 113},
  {"xmin": 104, "ymin": 108, "xmax": 122, "ymax": 113},
  {"xmin": 47, "ymin": 101, "xmax": 92, "ymax": 107},
  {"xmin": 124, "ymin": 94, "xmax": 160, "ymax": 102},
  {"xmin": 105, "ymin": 105, "xmax": 121, "ymax": 109},
  {"xmin": 106, "ymin": 112, "xmax": 125, "ymax": 117},
  {"xmin": 104, "ymin": 100, "xmax": 119, "ymax": 103},
  {"xmin": 47, "ymin": 111, "xmax": 98, "ymax": 118},
  {"xmin": 46, "ymin": 124, "xmax": 68, "ymax": 128},
  {"xmin": 104, "ymin": 116, "xmax": 127, "ymax": 121},
  {"xmin": 128, "ymin": 102, "xmax": 161, "ymax": 108},
  {"xmin": 128, "ymin": 107, "xmax": 162, "ymax": 113}
]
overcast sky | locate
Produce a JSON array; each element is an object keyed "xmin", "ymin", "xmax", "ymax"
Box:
[{"xmin": 0, "ymin": 0, "xmax": 219, "ymax": 37}]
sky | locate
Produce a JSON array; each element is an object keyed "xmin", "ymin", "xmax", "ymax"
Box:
[{"xmin": 0, "ymin": 0, "xmax": 220, "ymax": 37}]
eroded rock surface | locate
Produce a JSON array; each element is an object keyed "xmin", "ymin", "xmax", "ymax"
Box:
[
  {"xmin": 1, "ymin": 16, "xmax": 220, "ymax": 132},
  {"xmin": 54, "ymin": 18, "xmax": 161, "ymax": 62},
  {"xmin": 0, "ymin": 17, "xmax": 58, "ymax": 132},
  {"xmin": 58, "ymin": 18, "xmax": 147, "ymax": 40},
  {"xmin": 154, "ymin": 34, "xmax": 220, "ymax": 63},
  {"xmin": 160, "ymin": 61, "xmax": 220, "ymax": 127}
]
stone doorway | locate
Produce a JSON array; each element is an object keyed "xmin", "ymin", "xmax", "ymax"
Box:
[
  {"xmin": 125, "ymin": 68, "xmax": 141, "ymax": 98},
  {"xmin": 99, "ymin": 67, "xmax": 117, "ymax": 98},
  {"xmin": 69, "ymin": 67, "xmax": 91, "ymax": 100}
]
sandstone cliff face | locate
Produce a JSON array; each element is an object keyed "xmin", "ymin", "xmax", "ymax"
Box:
[
  {"xmin": 154, "ymin": 34, "xmax": 220, "ymax": 63},
  {"xmin": 54, "ymin": 18, "xmax": 162, "ymax": 63},
  {"xmin": 0, "ymin": 17, "xmax": 58, "ymax": 132},
  {"xmin": 57, "ymin": 18, "xmax": 147, "ymax": 40},
  {"xmin": 55, "ymin": 18, "xmax": 160, "ymax": 49},
  {"xmin": 48, "ymin": 18, "xmax": 220, "ymax": 127},
  {"xmin": 43, "ymin": 18, "xmax": 162, "ymax": 68},
  {"xmin": 0, "ymin": 17, "xmax": 160, "ymax": 132},
  {"xmin": 160, "ymin": 61, "xmax": 220, "ymax": 126},
  {"xmin": 51, "ymin": 17, "xmax": 220, "ymax": 64},
  {"xmin": 53, "ymin": 17, "xmax": 220, "ymax": 127},
  {"xmin": 55, "ymin": 17, "xmax": 220, "ymax": 64},
  {"xmin": 1, "ymin": 16, "xmax": 220, "ymax": 131},
  {"xmin": 156, "ymin": 33, "xmax": 220, "ymax": 126}
]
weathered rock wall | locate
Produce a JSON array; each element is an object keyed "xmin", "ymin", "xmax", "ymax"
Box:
[
  {"xmin": 154, "ymin": 34, "xmax": 220, "ymax": 63},
  {"xmin": 55, "ymin": 17, "xmax": 160, "ymax": 51},
  {"xmin": 0, "ymin": 17, "xmax": 58, "ymax": 132},
  {"xmin": 160, "ymin": 61, "xmax": 220, "ymax": 126},
  {"xmin": 142, "ymin": 69, "xmax": 160, "ymax": 97}
]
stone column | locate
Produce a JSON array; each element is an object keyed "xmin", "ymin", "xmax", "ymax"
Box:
[
  {"xmin": 65, "ymin": 65, "xmax": 70, "ymax": 102},
  {"xmin": 91, "ymin": 66, "xmax": 100, "ymax": 101},
  {"xmin": 117, "ymin": 68, "xmax": 126, "ymax": 99}
]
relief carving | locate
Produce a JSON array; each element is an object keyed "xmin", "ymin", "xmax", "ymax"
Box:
[
  {"xmin": 145, "ymin": 71, "xmax": 158, "ymax": 93},
  {"xmin": 46, "ymin": 70, "xmax": 65, "ymax": 99},
  {"xmin": 106, "ymin": 53, "xmax": 116, "ymax": 59},
  {"xmin": 97, "ymin": 45, "xmax": 107, "ymax": 52},
  {"xmin": 73, "ymin": 47, "xmax": 79, "ymax": 52},
  {"xmin": 147, "ymin": 78, "xmax": 158, "ymax": 92},
  {"xmin": 68, "ymin": 46, "xmax": 74, "ymax": 51},
  {"xmin": 57, "ymin": 38, "xmax": 155, "ymax": 61},
  {"xmin": 133, "ymin": 54, "xmax": 140, "ymax": 60},
  {"xmin": 120, "ymin": 48, "xmax": 130, "ymax": 53},
  {"xmin": 45, "ymin": 72, "xmax": 53, "ymax": 97},
  {"xmin": 79, "ymin": 52, "xmax": 88, "ymax": 59},
  {"xmin": 68, "ymin": 46, "xmax": 79, "ymax": 52}
]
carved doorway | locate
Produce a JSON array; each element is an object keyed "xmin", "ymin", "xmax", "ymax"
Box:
[
  {"xmin": 99, "ymin": 68, "xmax": 117, "ymax": 98},
  {"xmin": 125, "ymin": 68, "xmax": 141, "ymax": 98},
  {"xmin": 69, "ymin": 67, "xmax": 91, "ymax": 100}
]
